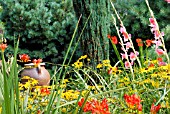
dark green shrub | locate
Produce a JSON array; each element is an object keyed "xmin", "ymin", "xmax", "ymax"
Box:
[{"xmin": 0, "ymin": 0, "xmax": 77, "ymax": 63}]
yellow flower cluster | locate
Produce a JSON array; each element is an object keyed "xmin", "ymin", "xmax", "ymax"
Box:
[
  {"xmin": 72, "ymin": 55, "xmax": 89, "ymax": 69},
  {"xmin": 19, "ymin": 76, "xmax": 39, "ymax": 90},
  {"xmin": 138, "ymin": 78, "xmax": 160, "ymax": 88},
  {"xmin": 72, "ymin": 60, "xmax": 83, "ymax": 69},
  {"xmin": 96, "ymin": 59, "xmax": 122, "ymax": 75},
  {"xmin": 97, "ymin": 59, "xmax": 111, "ymax": 68},
  {"xmin": 61, "ymin": 90, "xmax": 81, "ymax": 100}
]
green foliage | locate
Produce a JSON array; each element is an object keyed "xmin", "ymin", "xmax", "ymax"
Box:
[{"xmin": 0, "ymin": 0, "xmax": 76, "ymax": 63}]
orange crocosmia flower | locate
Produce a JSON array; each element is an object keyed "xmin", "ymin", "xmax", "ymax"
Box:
[
  {"xmin": 136, "ymin": 38, "xmax": 143, "ymax": 47},
  {"xmin": 0, "ymin": 43, "xmax": 7, "ymax": 52},
  {"xmin": 78, "ymin": 98, "xmax": 110, "ymax": 114},
  {"xmin": 107, "ymin": 34, "xmax": 111, "ymax": 39},
  {"xmin": 150, "ymin": 103, "xmax": 161, "ymax": 114},
  {"xmin": 146, "ymin": 39, "xmax": 153, "ymax": 47},
  {"xmin": 157, "ymin": 57, "xmax": 162, "ymax": 62},
  {"xmin": 40, "ymin": 88, "xmax": 50, "ymax": 95},
  {"xmin": 37, "ymin": 110, "xmax": 41, "ymax": 114},
  {"xmin": 136, "ymin": 38, "xmax": 142, "ymax": 43},
  {"xmin": 149, "ymin": 63, "xmax": 155, "ymax": 67},
  {"xmin": 124, "ymin": 94, "xmax": 142, "ymax": 111},
  {"xmin": 92, "ymin": 98, "xmax": 110, "ymax": 114},
  {"xmin": 111, "ymin": 36, "xmax": 118, "ymax": 44},
  {"xmin": 32, "ymin": 59, "xmax": 42, "ymax": 65},
  {"xmin": 108, "ymin": 67, "xmax": 117, "ymax": 75},
  {"xmin": 78, "ymin": 98, "xmax": 93, "ymax": 112},
  {"xmin": 19, "ymin": 54, "xmax": 30, "ymax": 62}
]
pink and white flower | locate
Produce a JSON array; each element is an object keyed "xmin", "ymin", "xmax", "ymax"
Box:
[
  {"xmin": 129, "ymin": 51, "xmax": 139, "ymax": 61},
  {"xmin": 156, "ymin": 49, "xmax": 164, "ymax": 56},
  {"xmin": 152, "ymin": 40, "xmax": 163, "ymax": 49},
  {"xmin": 121, "ymin": 53, "xmax": 127, "ymax": 60},
  {"xmin": 120, "ymin": 27, "xmax": 131, "ymax": 42},
  {"xmin": 125, "ymin": 42, "xmax": 131, "ymax": 50},
  {"xmin": 125, "ymin": 61, "xmax": 131, "ymax": 69},
  {"xmin": 149, "ymin": 18, "xmax": 157, "ymax": 27}
]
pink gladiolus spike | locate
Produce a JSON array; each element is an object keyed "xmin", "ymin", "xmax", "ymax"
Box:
[
  {"xmin": 135, "ymin": 51, "xmax": 139, "ymax": 56},
  {"xmin": 129, "ymin": 51, "xmax": 138, "ymax": 61},
  {"xmin": 129, "ymin": 52, "xmax": 136, "ymax": 61},
  {"xmin": 149, "ymin": 18, "xmax": 156, "ymax": 26},
  {"xmin": 125, "ymin": 42, "xmax": 131, "ymax": 50},
  {"xmin": 120, "ymin": 27, "xmax": 126, "ymax": 33},
  {"xmin": 123, "ymin": 32, "xmax": 129, "ymax": 42},
  {"xmin": 156, "ymin": 49, "xmax": 164, "ymax": 56},
  {"xmin": 155, "ymin": 30, "xmax": 160, "ymax": 39},
  {"xmin": 125, "ymin": 61, "xmax": 131, "ymax": 69},
  {"xmin": 161, "ymin": 32, "xmax": 164, "ymax": 37},
  {"xmin": 151, "ymin": 28, "xmax": 156, "ymax": 33},
  {"xmin": 158, "ymin": 61, "xmax": 167, "ymax": 66},
  {"xmin": 153, "ymin": 40, "xmax": 162, "ymax": 49},
  {"xmin": 121, "ymin": 53, "xmax": 126, "ymax": 60},
  {"xmin": 120, "ymin": 27, "xmax": 130, "ymax": 42}
]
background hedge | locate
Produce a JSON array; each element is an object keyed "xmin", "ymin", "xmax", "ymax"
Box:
[
  {"xmin": 0, "ymin": 0, "xmax": 169, "ymax": 65},
  {"xmin": 0, "ymin": 0, "xmax": 77, "ymax": 64}
]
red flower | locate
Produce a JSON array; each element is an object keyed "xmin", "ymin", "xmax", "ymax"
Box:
[
  {"xmin": 32, "ymin": 59, "xmax": 42, "ymax": 65},
  {"xmin": 78, "ymin": 98, "xmax": 93, "ymax": 112},
  {"xmin": 78, "ymin": 98, "xmax": 85, "ymax": 107},
  {"xmin": 124, "ymin": 94, "xmax": 142, "ymax": 111},
  {"xmin": 136, "ymin": 38, "xmax": 143, "ymax": 47},
  {"xmin": 149, "ymin": 63, "xmax": 155, "ymax": 67},
  {"xmin": 37, "ymin": 110, "xmax": 41, "ymax": 114},
  {"xmin": 146, "ymin": 39, "xmax": 153, "ymax": 47},
  {"xmin": 108, "ymin": 68, "xmax": 112, "ymax": 75},
  {"xmin": 107, "ymin": 34, "xmax": 111, "ymax": 39},
  {"xmin": 111, "ymin": 36, "xmax": 118, "ymax": 45},
  {"xmin": 40, "ymin": 88, "xmax": 50, "ymax": 95},
  {"xmin": 150, "ymin": 103, "xmax": 161, "ymax": 114},
  {"xmin": 0, "ymin": 43, "xmax": 7, "ymax": 52},
  {"xmin": 78, "ymin": 98, "xmax": 110, "ymax": 114},
  {"xmin": 157, "ymin": 57, "xmax": 162, "ymax": 62},
  {"xmin": 19, "ymin": 54, "xmax": 30, "ymax": 62}
]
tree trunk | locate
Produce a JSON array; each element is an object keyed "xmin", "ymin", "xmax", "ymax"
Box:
[{"xmin": 73, "ymin": 0, "xmax": 111, "ymax": 68}]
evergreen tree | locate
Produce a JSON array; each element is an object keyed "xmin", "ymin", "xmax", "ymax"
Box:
[{"xmin": 0, "ymin": 0, "xmax": 76, "ymax": 63}]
